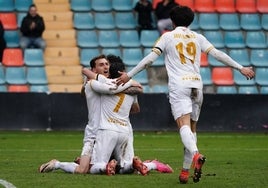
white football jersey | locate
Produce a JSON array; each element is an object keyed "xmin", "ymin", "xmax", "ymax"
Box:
[{"xmin": 154, "ymin": 26, "xmax": 214, "ymax": 90}]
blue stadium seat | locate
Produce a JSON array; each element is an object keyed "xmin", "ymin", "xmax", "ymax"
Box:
[
  {"xmin": 233, "ymin": 70, "xmax": 255, "ymax": 85},
  {"xmin": 14, "ymin": 0, "xmax": 33, "ymax": 12},
  {"xmin": 141, "ymin": 84, "xmax": 151, "ymax": 93},
  {"xmin": 112, "ymin": 0, "xmax": 133, "ymax": 11},
  {"xmin": 238, "ymin": 86, "xmax": 259, "ymax": 94},
  {"xmin": 151, "ymin": 84, "xmax": 168, "ymax": 93},
  {"xmin": 95, "ymin": 12, "xmax": 115, "ymax": 29},
  {"xmin": 73, "ymin": 13, "xmax": 95, "ymax": 30},
  {"xmin": 0, "ymin": 0, "xmax": 14, "ymax": 12},
  {"xmin": 80, "ymin": 48, "xmax": 100, "ymax": 67},
  {"xmin": 119, "ymin": 30, "xmax": 140, "ymax": 47},
  {"xmin": 122, "ymin": 48, "xmax": 143, "ymax": 66},
  {"xmin": 102, "ymin": 48, "xmax": 122, "ymax": 57},
  {"xmin": 224, "ymin": 31, "xmax": 245, "ymax": 48},
  {"xmin": 17, "ymin": 12, "xmax": 26, "ymax": 28},
  {"xmin": 216, "ymin": 86, "xmax": 237, "ymax": 94},
  {"xmin": 199, "ymin": 13, "xmax": 220, "ymax": 30},
  {"xmin": 260, "ymin": 86, "xmax": 268, "ymax": 94},
  {"xmin": 115, "ymin": 12, "xmax": 136, "ymax": 29},
  {"xmin": 27, "ymin": 67, "xmax": 47, "ymax": 85},
  {"xmin": 240, "ymin": 14, "xmax": 261, "ymax": 30},
  {"xmin": 24, "ymin": 49, "xmax": 44, "ymax": 66},
  {"xmin": 246, "ymin": 31, "xmax": 267, "ymax": 49},
  {"xmin": 0, "ymin": 66, "xmax": 5, "ymax": 84},
  {"xmin": 189, "ymin": 13, "xmax": 199, "ymax": 30},
  {"xmin": 77, "ymin": 30, "xmax": 98, "ymax": 48},
  {"xmin": 5, "ymin": 67, "xmax": 27, "ymax": 84},
  {"xmin": 140, "ymin": 30, "xmax": 160, "ymax": 47},
  {"xmin": 0, "ymin": 85, "xmax": 7, "ymax": 92},
  {"xmin": 250, "ymin": 49, "xmax": 268, "ymax": 67},
  {"xmin": 261, "ymin": 14, "xmax": 268, "ymax": 30},
  {"xmin": 144, "ymin": 48, "xmax": 164, "ymax": 66},
  {"xmin": 203, "ymin": 31, "xmax": 225, "ymax": 48},
  {"xmin": 255, "ymin": 68, "xmax": 268, "ymax": 85},
  {"xmin": 98, "ymin": 30, "xmax": 119, "ymax": 48},
  {"xmin": 229, "ymin": 49, "xmax": 251, "ymax": 66},
  {"xmin": 4, "ymin": 30, "xmax": 20, "ymax": 48},
  {"xmin": 200, "ymin": 67, "xmax": 212, "ymax": 85},
  {"xmin": 70, "ymin": 0, "xmax": 91, "ymax": 11},
  {"xmin": 30, "ymin": 85, "xmax": 49, "ymax": 93},
  {"xmin": 126, "ymin": 68, "xmax": 148, "ymax": 85},
  {"xmin": 92, "ymin": 0, "xmax": 112, "ymax": 12},
  {"xmin": 219, "ymin": 13, "xmax": 240, "ymax": 30}
]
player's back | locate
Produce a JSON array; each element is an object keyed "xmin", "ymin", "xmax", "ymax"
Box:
[{"xmin": 99, "ymin": 93, "xmax": 135, "ymax": 133}]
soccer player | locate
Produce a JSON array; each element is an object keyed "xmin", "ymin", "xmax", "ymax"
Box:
[{"xmin": 116, "ymin": 6, "xmax": 255, "ymax": 183}]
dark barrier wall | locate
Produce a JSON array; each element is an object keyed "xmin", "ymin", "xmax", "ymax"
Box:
[{"xmin": 0, "ymin": 93, "xmax": 267, "ymax": 132}]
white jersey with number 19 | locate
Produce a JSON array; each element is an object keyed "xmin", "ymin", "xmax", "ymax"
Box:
[{"xmin": 154, "ymin": 26, "xmax": 214, "ymax": 90}]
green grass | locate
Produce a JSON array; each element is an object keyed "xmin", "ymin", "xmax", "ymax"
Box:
[{"xmin": 0, "ymin": 131, "xmax": 268, "ymax": 188}]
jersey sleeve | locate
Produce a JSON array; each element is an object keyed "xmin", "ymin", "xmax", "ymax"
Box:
[
  {"xmin": 197, "ymin": 33, "xmax": 215, "ymax": 53},
  {"xmin": 90, "ymin": 79, "xmax": 133, "ymax": 94}
]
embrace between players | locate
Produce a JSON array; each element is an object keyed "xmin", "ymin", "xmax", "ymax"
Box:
[{"xmin": 39, "ymin": 5, "xmax": 255, "ymax": 184}]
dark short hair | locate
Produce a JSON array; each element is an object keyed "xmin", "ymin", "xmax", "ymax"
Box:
[
  {"xmin": 170, "ymin": 6, "xmax": 194, "ymax": 27},
  {"xmin": 29, "ymin": 4, "xmax": 36, "ymax": 10},
  {"xmin": 89, "ymin": 54, "xmax": 107, "ymax": 69},
  {"xmin": 107, "ymin": 54, "xmax": 125, "ymax": 79}
]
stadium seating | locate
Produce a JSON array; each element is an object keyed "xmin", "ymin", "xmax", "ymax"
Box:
[
  {"xmin": 98, "ymin": 30, "xmax": 120, "ymax": 48},
  {"xmin": 91, "ymin": 0, "xmax": 112, "ymax": 12},
  {"xmin": 219, "ymin": 13, "xmax": 240, "ymax": 30},
  {"xmin": 0, "ymin": 85, "xmax": 7, "ymax": 92},
  {"xmin": 255, "ymin": 68, "xmax": 268, "ymax": 86},
  {"xmin": 119, "ymin": 30, "xmax": 140, "ymax": 47},
  {"xmin": 73, "ymin": 13, "xmax": 95, "ymax": 30},
  {"xmin": 240, "ymin": 14, "xmax": 262, "ymax": 30},
  {"xmin": 250, "ymin": 49, "xmax": 268, "ymax": 67},
  {"xmin": 94, "ymin": 12, "xmax": 115, "ymax": 30},
  {"xmin": 176, "ymin": 0, "xmax": 194, "ymax": 11},
  {"xmin": 229, "ymin": 49, "xmax": 251, "ymax": 66},
  {"xmin": 215, "ymin": 0, "xmax": 236, "ymax": 13},
  {"xmin": 257, "ymin": 0, "xmax": 268, "ymax": 13},
  {"xmin": 144, "ymin": 48, "xmax": 164, "ymax": 66},
  {"xmin": 236, "ymin": 0, "xmax": 257, "ymax": 13},
  {"xmin": 224, "ymin": 31, "xmax": 245, "ymax": 48},
  {"xmin": 212, "ymin": 67, "xmax": 234, "ymax": 85},
  {"xmin": 14, "ymin": 0, "xmax": 33, "ymax": 12},
  {"xmin": 0, "ymin": 13, "xmax": 17, "ymax": 30},
  {"xmin": 208, "ymin": 50, "xmax": 226, "ymax": 66},
  {"xmin": 122, "ymin": 48, "xmax": 143, "ymax": 66},
  {"xmin": 200, "ymin": 52, "xmax": 209, "ymax": 67},
  {"xmin": 112, "ymin": 0, "xmax": 133, "ymax": 11},
  {"xmin": 115, "ymin": 12, "xmax": 136, "ymax": 29},
  {"xmin": 102, "ymin": 48, "xmax": 122, "ymax": 57},
  {"xmin": 77, "ymin": 30, "xmax": 98, "ymax": 48},
  {"xmin": 4, "ymin": 30, "xmax": 20, "ymax": 48},
  {"xmin": 233, "ymin": 70, "xmax": 255, "ymax": 85},
  {"xmin": 189, "ymin": 13, "xmax": 199, "ymax": 30},
  {"xmin": 5, "ymin": 67, "xmax": 27, "ymax": 84},
  {"xmin": 140, "ymin": 30, "xmax": 160, "ymax": 47},
  {"xmin": 199, "ymin": 13, "xmax": 219, "ymax": 30},
  {"xmin": 30, "ymin": 85, "xmax": 49, "ymax": 93},
  {"xmin": 17, "ymin": 12, "xmax": 26, "ymax": 28},
  {"xmin": 24, "ymin": 49, "xmax": 44, "ymax": 66},
  {"xmin": 194, "ymin": 0, "xmax": 215, "ymax": 12},
  {"xmin": 151, "ymin": 84, "xmax": 168, "ymax": 93},
  {"xmin": 200, "ymin": 67, "xmax": 212, "ymax": 85},
  {"xmin": 260, "ymin": 87, "xmax": 268, "ymax": 94},
  {"xmin": 2, "ymin": 48, "xmax": 24, "ymax": 67},
  {"xmin": 203, "ymin": 31, "xmax": 224, "ymax": 48},
  {"xmin": 0, "ymin": 0, "xmax": 14, "ymax": 12},
  {"xmin": 27, "ymin": 67, "xmax": 48, "ymax": 85},
  {"xmin": 245, "ymin": 31, "xmax": 267, "ymax": 49},
  {"xmin": 131, "ymin": 69, "xmax": 148, "ymax": 85},
  {"xmin": 216, "ymin": 86, "xmax": 237, "ymax": 94},
  {"xmin": 70, "ymin": 0, "xmax": 91, "ymax": 12},
  {"xmin": 0, "ymin": 66, "xmax": 5, "ymax": 84},
  {"xmin": 80, "ymin": 48, "xmax": 100, "ymax": 67},
  {"xmin": 261, "ymin": 14, "xmax": 268, "ymax": 30},
  {"xmin": 238, "ymin": 86, "xmax": 259, "ymax": 94},
  {"xmin": 8, "ymin": 84, "xmax": 29, "ymax": 92},
  {"xmin": 152, "ymin": 0, "xmax": 162, "ymax": 9}
]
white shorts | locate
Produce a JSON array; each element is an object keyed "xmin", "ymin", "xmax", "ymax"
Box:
[
  {"xmin": 81, "ymin": 138, "xmax": 95, "ymax": 157},
  {"xmin": 90, "ymin": 129, "xmax": 129, "ymax": 167},
  {"xmin": 169, "ymin": 88, "xmax": 203, "ymax": 121}
]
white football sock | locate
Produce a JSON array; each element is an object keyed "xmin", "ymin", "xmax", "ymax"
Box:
[
  {"xmin": 183, "ymin": 148, "xmax": 193, "ymax": 170},
  {"xmin": 55, "ymin": 162, "xmax": 78, "ymax": 174},
  {"xmin": 193, "ymin": 132, "xmax": 197, "ymax": 144},
  {"xmin": 179, "ymin": 125, "xmax": 198, "ymax": 154}
]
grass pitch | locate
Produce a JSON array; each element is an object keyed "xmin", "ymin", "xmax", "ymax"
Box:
[{"xmin": 0, "ymin": 131, "xmax": 267, "ymax": 188}]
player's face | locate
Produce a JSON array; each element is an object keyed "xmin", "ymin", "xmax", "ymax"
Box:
[
  {"xmin": 93, "ymin": 58, "xmax": 110, "ymax": 78},
  {"xmin": 29, "ymin": 7, "xmax": 37, "ymax": 17}
]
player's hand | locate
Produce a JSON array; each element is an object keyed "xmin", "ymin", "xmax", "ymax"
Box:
[
  {"xmin": 116, "ymin": 71, "xmax": 130, "ymax": 85},
  {"xmin": 131, "ymin": 80, "xmax": 142, "ymax": 89},
  {"xmin": 240, "ymin": 67, "xmax": 255, "ymax": 80}
]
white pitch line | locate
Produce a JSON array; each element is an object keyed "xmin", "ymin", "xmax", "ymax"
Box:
[{"xmin": 0, "ymin": 179, "xmax": 16, "ymax": 188}]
